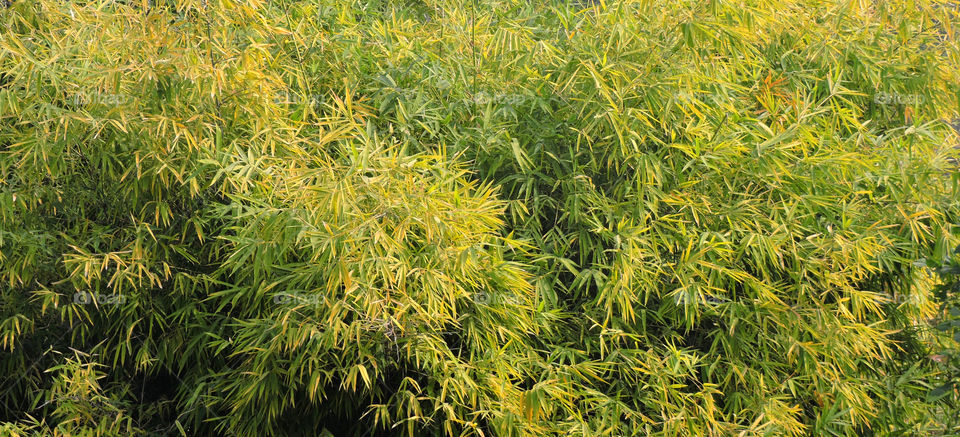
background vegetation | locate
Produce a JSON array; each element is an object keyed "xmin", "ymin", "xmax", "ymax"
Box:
[{"xmin": 1, "ymin": 0, "xmax": 959, "ymax": 435}]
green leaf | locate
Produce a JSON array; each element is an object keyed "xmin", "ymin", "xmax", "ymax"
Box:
[{"xmin": 928, "ymin": 383, "xmax": 954, "ymax": 402}]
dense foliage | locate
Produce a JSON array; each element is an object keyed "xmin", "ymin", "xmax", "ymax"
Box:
[
  {"xmin": 2, "ymin": 0, "xmax": 960, "ymax": 435},
  {"xmin": 915, "ymin": 228, "xmax": 960, "ymax": 433}
]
